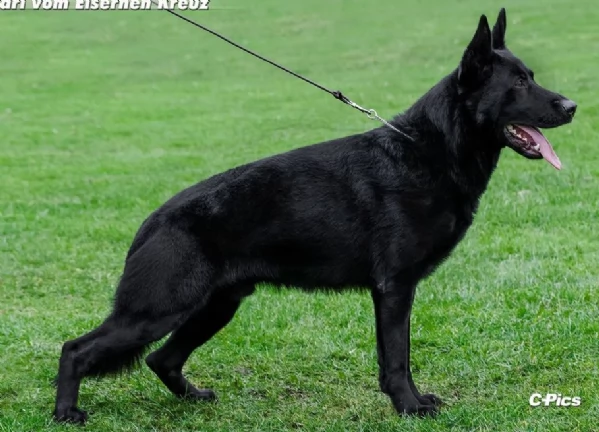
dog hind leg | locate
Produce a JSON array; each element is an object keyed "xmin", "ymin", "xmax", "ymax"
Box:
[
  {"xmin": 53, "ymin": 313, "xmax": 182, "ymax": 423},
  {"xmin": 145, "ymin": 285, "xmax": 254, "ymax": 400},
  {"xmin": 53, "ymin": 227, "xmax": 214, "ymax": 424}
]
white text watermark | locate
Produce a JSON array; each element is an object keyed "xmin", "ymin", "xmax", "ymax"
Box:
[
  {"xmin": 0, "ymin": 0, "xmax": 210, "ymax": 10},
  {"xmin": 529, "ymin": 393, "xmax": 581, "ymax": 407}
]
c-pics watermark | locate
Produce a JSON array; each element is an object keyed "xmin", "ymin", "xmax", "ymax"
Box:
[{"xmin": 529, "ymin": 393, "xmax": 581, "ymax": 407}]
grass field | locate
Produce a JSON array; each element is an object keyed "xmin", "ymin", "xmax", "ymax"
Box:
[{"xmin": 1, "ymin": 0, "xmax": 598, "ymax": 431}]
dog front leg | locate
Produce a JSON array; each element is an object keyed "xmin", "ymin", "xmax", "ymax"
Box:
[{"xmin": 371, "ymin": 281, "xmax": 438, "ymax": 417}]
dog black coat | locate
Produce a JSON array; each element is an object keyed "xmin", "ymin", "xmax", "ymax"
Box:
[{"xmin": 53, "ymin": 8, "xmax": 576, "ymax": 423}]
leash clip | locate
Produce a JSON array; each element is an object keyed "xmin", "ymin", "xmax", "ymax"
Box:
[{"xmin": 332, "ymin": 91, "xmax": 414, "ymax": 141}]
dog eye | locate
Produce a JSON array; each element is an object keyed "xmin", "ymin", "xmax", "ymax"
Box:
[{"xmin": 515, "ymin": 76, "xmax": 528, "ymax": 88}]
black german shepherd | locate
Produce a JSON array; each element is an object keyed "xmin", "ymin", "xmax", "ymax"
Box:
[{"xmin": 53, "ymin": 8, "xmax": 576, "ymax": 423}]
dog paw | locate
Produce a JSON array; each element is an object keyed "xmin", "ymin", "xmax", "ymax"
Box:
[
  {"xmin": 390, "ymin": 393, "xmax": 439, "ymax": 417},
  {"xmin": 53, "ymin": 406, "xmax": 88, "ymax": 424},
  {"xmin": 414, "ymin": 403, "xmax": 439, "ymax": 417},
  {"xmin": 419, "ymin": 393, "xmax": 443, "ymax": 407},
  {"xmin": 396, "ymin": 401, "xmax": 439, "ymax": 418},
  {"xmin": 180, "ymin": 387, "xmax": 217, "ymax": 402}
]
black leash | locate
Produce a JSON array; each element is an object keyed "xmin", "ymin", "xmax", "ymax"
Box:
[{"xmin": 149, "ymin": 2, "xmax": 414, "ymax": 141}]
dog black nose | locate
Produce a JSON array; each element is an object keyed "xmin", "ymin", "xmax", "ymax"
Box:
[{"xmin": 561, "ymin": 99, "xmax": 577, "ymax": 117}]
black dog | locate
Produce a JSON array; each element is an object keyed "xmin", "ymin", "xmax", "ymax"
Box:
[{"xmin": 53, "ymin": 8, "xmax": 576, "ymax": 423}]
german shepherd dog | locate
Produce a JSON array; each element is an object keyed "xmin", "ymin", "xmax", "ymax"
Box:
[{"xmin": 53, "ymin": 8, "xmax": 576, "ymax": 423}]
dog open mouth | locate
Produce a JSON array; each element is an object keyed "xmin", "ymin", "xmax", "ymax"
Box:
[{"xmin": 504, "ymin": 125, "xmax": 562, "ymax": 170}]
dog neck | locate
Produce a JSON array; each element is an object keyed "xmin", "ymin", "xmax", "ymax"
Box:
[{"xmin": 391, "ymin": 71, "xmax": 503, "ymax": 199}]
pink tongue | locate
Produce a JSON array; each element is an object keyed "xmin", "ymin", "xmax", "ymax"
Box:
[{"xmin": 517, "ymin": 125, "xmax": 562, "ymax": 170}]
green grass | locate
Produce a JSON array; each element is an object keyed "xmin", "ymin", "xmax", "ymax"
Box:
[{"xmin": 1, "ymin": 0, "xmax": 598, "ymax": 430}]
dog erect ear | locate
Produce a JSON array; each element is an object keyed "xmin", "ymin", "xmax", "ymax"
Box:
[
  {"xmin": 492, "ymin": 8, "xmax": 507, "ymax": 49},
  {"xmin": 458, "ymin": 15, "xmax": 492, "ymax": 87}
]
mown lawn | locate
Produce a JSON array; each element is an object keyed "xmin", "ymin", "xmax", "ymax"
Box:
[{"xmin": 0, "ymin": 0, "xmax": 598, "ymax": 431}]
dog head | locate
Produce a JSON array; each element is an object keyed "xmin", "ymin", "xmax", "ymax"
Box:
[{"xmin": 457, "ymin": 8, "xmax": 576, "ymax": 170}]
